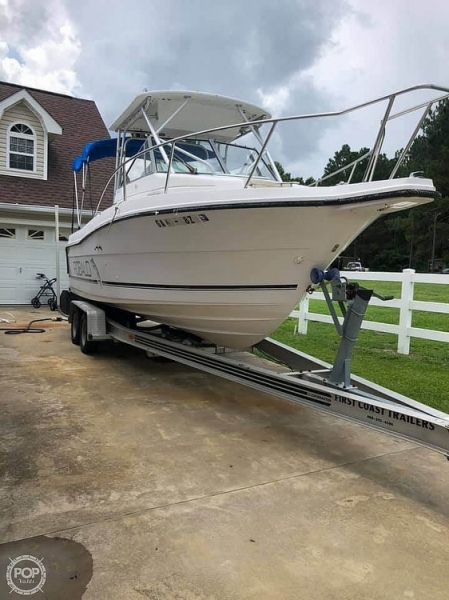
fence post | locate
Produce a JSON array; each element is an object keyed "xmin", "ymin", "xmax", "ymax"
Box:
[
  {"xmin": 397, "ymin": 268, "xmax": 415, "ymax": 355},
  {"xmin": 296, "ymin": 295, "xmax": 309, "ymax": 335}
]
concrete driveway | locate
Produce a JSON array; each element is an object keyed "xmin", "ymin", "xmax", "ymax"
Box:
[{"xmin": 1, "ymin": 306, "xmax": 448, "ymax": 599}]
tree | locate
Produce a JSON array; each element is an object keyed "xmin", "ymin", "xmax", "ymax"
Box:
[
  {"xmin": 321, "ymin": 144, "xmax": 398, "ymax": 186},
  {"xmin": 274, "ymin": 161, "xmax": 315, "ymax": 185},
  {"xmin": 403, "ymin": 100, "xmax": 449, "ymax": 192},
  {"xmin": 321, "ymin": 144, "xmax": 370, "ymax": 186},
  {"xmin": 401, "ymin": 99, "xmax": 449, "ymax": 269},
  {"xmin": 274, "ymin": 161, "xmax": 292, "ymax": 182}
]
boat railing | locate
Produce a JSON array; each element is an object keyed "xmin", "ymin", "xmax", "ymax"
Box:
[
  {"xmin": 95, "ymin": 83, "xmax": 449, "ymax": 213},
  {"xmin": 309, "ymin": 150, "xmax": 373, "ymax": 187}
]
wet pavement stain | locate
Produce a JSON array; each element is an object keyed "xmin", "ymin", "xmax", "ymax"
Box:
[{"xmin": 0, "ymin": 535, "xmax": 93, "ymax": 598}]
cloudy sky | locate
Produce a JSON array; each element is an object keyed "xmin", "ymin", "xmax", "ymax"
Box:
[{"xmin": 1, "ymin": 0, "xmax": 448, "ymax": 178}]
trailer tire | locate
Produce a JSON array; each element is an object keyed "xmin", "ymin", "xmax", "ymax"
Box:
[
  {"xmin": 71, "ymin": 307, "xmax": 81, "ymax": 345},
  {"xmin": 79, "ymin": 312, "xmax": 97, "ymax": 355},
  {"xmin": 59, "ymin": 290, "xmax": 72, "ymax": 316}
]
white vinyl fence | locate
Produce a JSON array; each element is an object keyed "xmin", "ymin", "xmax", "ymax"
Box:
[{"xmin": 290, "ymin": 269, "xmax": 449, "ymax": 355}]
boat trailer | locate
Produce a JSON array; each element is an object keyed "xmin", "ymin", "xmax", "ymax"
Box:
[{"xmin": 68, "ymin": 271, "xmax": 449, "ymax": 458}]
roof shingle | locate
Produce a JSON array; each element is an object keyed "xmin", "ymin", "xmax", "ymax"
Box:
[{"xmin": 0, "ymin": 81, "xmax": 114, "ymax": 210}]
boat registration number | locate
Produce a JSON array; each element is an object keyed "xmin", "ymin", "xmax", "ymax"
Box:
[{"xmin": 155, "ymin": 213, "xmax": 210, "ymax": 228}]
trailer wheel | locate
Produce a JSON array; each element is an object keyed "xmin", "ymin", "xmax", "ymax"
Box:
[
  {"xmin": 59, "ymin": 290, "xmax": 72, "ymax": 316},
  {"xmin": 79, "ymin": 312, "xmax": 97, "ymax": 355},
  {"xmin": 71, "ymin": 307, "xmax": 81, "ymax": 345}
]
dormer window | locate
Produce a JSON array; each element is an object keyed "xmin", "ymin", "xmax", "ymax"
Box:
[{"xmin": 8, "ymin": 123, "xmax": 35, "ymax": 172}]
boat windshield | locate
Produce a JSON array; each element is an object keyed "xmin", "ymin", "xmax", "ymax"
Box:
[
  {"xmin": 214, "ymin": 141, "xmax": 276, "ymax": 179},
  {"xmin": 122, "ymin": 138, "xmax": 277, "ymax": 184}
]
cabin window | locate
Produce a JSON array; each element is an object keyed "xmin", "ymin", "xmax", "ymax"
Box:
[{"xmin": 8, "ymin": 123, "xmax": 35, "ymax": 172}]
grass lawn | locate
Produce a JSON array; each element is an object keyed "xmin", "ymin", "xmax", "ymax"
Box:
[{"xmin": 271, "ymin": 281, "xmax": 449, "ymax": 413}]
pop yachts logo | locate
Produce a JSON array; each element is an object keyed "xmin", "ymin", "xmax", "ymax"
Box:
[
  {"xmin": 71, "ymin": 259, "xmax": 92, "ymax": 278},
  {"xmin": 6, "ymin": 555, "xmax": 46, "ymax": 595}
]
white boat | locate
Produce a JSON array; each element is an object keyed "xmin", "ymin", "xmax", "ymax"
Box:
[{"xmin": 67, "ymin": 85, "xmax": 448, "ymax": 348}]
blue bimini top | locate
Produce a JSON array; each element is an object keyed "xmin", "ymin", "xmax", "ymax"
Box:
[{"xmin": 72, "ymin": 138, "xmax": 144, "ymax": 172}]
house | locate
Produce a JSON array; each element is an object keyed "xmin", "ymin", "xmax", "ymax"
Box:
[{"xmin": 0, "ymin": 81, "xmax": 113, "ymax": 305}]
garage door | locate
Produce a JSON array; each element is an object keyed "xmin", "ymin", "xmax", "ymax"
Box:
[{"xmin": 0, "ymin": 224, "xmax": 70, "ymax": 305}]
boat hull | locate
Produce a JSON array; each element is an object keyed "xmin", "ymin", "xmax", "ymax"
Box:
[{"xmin": 67, "ymin": 182, "xmax": 435, "ymax": 348}]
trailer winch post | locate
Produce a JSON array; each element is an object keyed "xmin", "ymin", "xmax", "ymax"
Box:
[{"xmin": 329, "ymin": 288, "xmax": 373, "ymax": 387}]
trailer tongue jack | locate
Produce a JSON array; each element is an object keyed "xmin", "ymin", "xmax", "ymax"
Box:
[{"xmin": 68, "ymin": 270, "xmax": 449, "ymax": 458}]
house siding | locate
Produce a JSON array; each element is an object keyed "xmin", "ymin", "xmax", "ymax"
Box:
[{"xmin": 0, "ymin": 101, "xmax": 45, "ymax": 179}]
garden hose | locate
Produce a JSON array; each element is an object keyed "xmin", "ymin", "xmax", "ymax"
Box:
[{"xmin": 1, "ymin": 317, "xmax": 65, "ymax": 335}]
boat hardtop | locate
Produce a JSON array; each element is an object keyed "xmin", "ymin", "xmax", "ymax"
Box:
[{"xmin": 109, "ymin": 90, "xmax": 271, "ymax": 142}]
